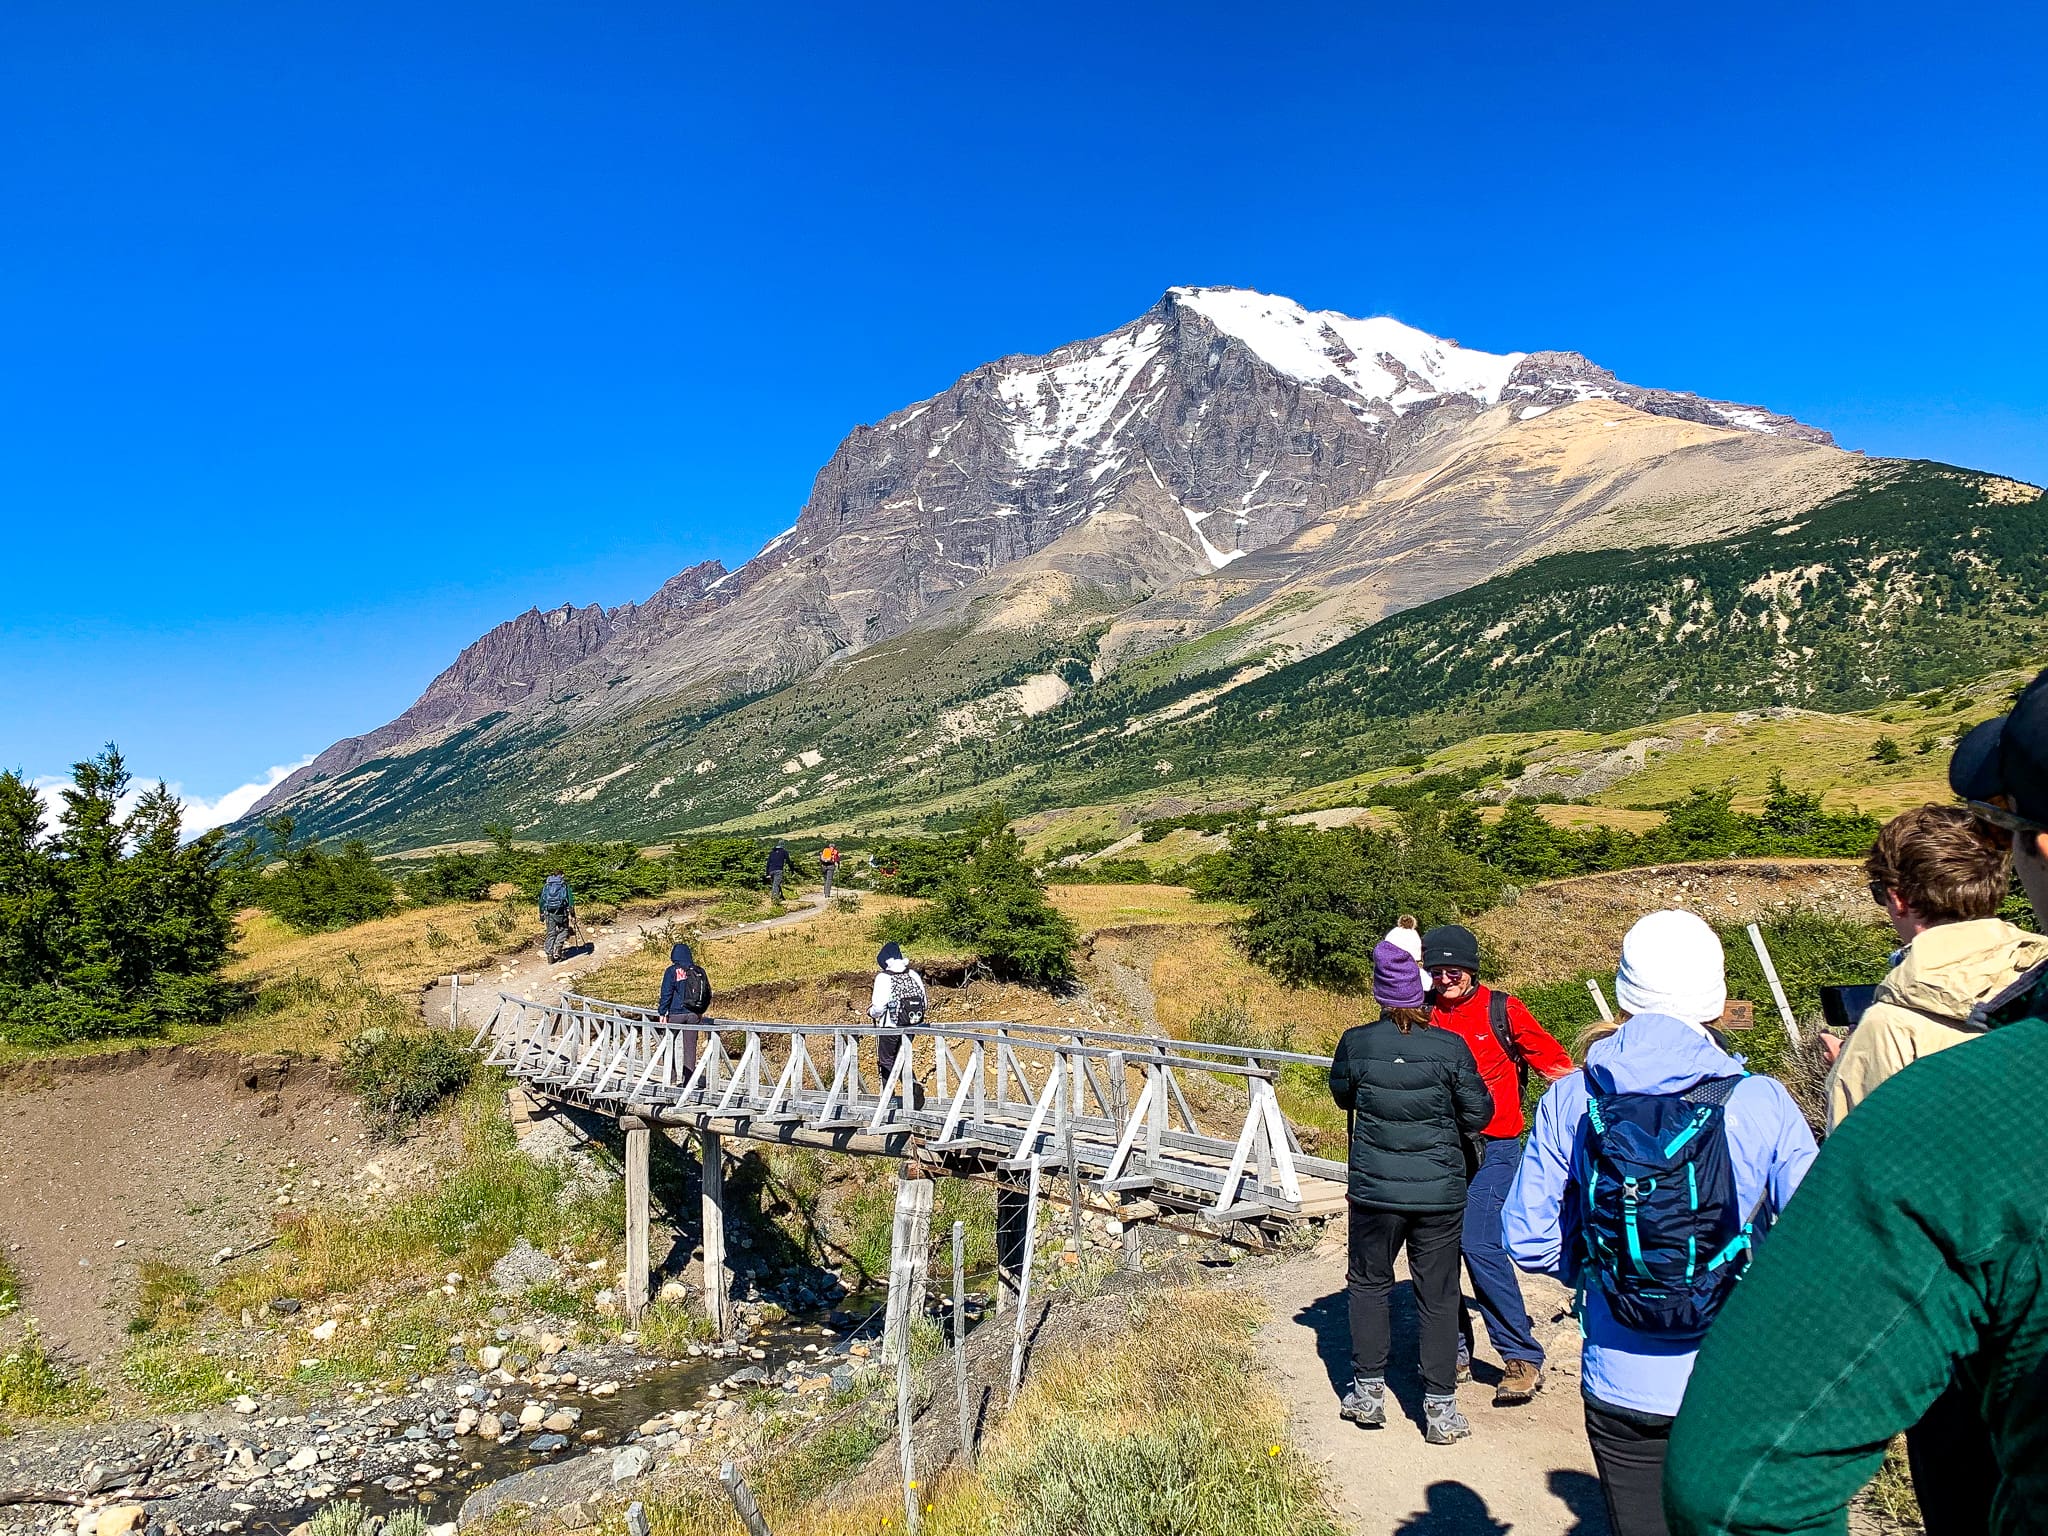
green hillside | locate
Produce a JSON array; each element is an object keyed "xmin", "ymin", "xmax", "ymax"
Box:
[{"xmin": 274, "ymin": 462, "xmax": 2044, "ymax": 851}]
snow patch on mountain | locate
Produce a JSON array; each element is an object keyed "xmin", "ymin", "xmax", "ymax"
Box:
[{"xmin": 1170, "ymin": 287, "xmax": 1525, "ymax": 411}]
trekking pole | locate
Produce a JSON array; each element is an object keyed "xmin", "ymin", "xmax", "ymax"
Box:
[
  {"xmin": 1745, "ymin": 923, "xmax": 1803, "ymax": 1048},
  {"xmin": 1586, "ymin": 977, "xmax": 1614, "ymax": 1023}
]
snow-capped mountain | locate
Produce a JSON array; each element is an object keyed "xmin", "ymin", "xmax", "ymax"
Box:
[{"xmin": 251, "ymin": 286, "xmax": 1854, "ymax": 836}]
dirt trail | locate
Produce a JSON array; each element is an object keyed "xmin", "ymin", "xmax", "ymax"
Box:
[
  {"xmin": 431, "ymin": 894, "xmax": 831, "ymax": 1035},
  {"xmin": 1234, "ymin": 1232, "xmax": 1609, "ymax": 1536}
]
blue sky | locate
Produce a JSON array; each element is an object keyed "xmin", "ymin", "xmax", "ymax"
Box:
[{"xmin": 5, "ymin": 1, "xmax": 2045, "ymax": 826}]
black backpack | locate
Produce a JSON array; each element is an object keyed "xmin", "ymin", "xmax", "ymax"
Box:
[
  {"xmin": 1487, "ymin": 990, "xmax": 1527, "ymax": 1091},
  {"xmin": 890, "ymin": 971, "xmax": 927, "ymax": 1028},
  {"xmin": 540, "ymin": 874, "xmax": 572, "ymax": 914},
  {"xmin": 672, "ymin": 964, "xmax": 711, "ymax": 1015}
]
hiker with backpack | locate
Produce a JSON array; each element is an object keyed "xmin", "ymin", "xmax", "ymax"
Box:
[
  {"xmin": 1824, "ymin": 802, "xmax": 2043, "ymax": 1129},
  {"xmin": 1420, "ymin": 923, "xmax": 1574, "ymax": 1406},
  {"xmin": 767, "ymin": 840, "xmax": 790, "ymax": 903},
  {"xmin": 1328, "ymin": 939, "xmax": 1496, "ymax": 1444},
  {"xmin": 538, "ymin": 871, "xmax": 576, "ymax": 964},
  {"xmin": 820, "ymin": 843, "xmax": 840, "ymax": 898},
  {"xmin": 1665, "ymin": 678, "xmax": 2048, "ymax": 1536},
  {"xmin": 1502, "ymin": 909, "xmax": 1816, "ymax": 1536},
  {"xmin": 657, "ymin": 941, "xmax": 714, "ymax": 1074},
  {"xmin": 869, "ymin": 941, "xmax": 927, "ymax": 1106}
]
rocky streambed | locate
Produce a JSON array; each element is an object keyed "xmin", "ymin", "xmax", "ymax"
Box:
[{"xmin": 0, "ymin": 1294, "xmax": 899, "ymax": 1536}]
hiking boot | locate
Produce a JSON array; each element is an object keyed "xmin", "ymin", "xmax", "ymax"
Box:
[
  {"xmin": 1493, "ymin": 1359, "xmax": 1543, "ymax": 1406},
  {"xmin": 1455, "ymin": 1343, "xmax": 1473, "ymax": 1385},
  {"xmin": 1338, "ymin": 1376, "xmax": 1386, "ymax": 1429},
  {"xmin": 1424, "ymin": 1394, "xmax": 1472, "ymax": 1445}
]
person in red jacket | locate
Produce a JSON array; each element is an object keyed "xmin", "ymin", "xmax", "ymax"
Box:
[{"xmin": 1421, "ymin": 923, "xmax": 1574, "ymax": 1406}]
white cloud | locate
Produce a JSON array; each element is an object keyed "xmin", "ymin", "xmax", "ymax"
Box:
[{"xmin": 30, "ymin": 756, "xmax": 314, "ymax": 842}]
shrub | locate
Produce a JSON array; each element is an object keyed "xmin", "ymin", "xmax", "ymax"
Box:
[
  {"xmin": 308, "ymin": 1501, "xmax": 371, "ymax": 1536},
  {"xmin": 1873, "ymin": 735, "xmax": 1904, "ymax": 764},
  {"xmin": 0, "ymin": 1338, "xmax": 99, "ymax": 1422},
  {"xmin": 338, "ymin": 1027, "xmax": 476, "ymax": 1138},
  {"xmin": 256, "ymin": 839, "xmax": 396, "ymax": 932},
  {"xmin": 875, "ymin": 807, "xmax": 1077, "ymax": 985},
  {"xmin": 404, "ymin": 852, "xmax": 492, "ymax": 905},
  {"xmin": 667, "ymin": 835, "xmax": 770, "ymax": 891}
]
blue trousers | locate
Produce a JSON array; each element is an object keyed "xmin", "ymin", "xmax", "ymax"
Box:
[{"xmin": 1461, "ymin": 1136, "xmax": 1544, "ymax": 1367}]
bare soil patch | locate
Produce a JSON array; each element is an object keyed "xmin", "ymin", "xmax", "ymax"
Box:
[{"xmin": 0, "ymin": 1048, "xmax": 448, "ymax": 1368}]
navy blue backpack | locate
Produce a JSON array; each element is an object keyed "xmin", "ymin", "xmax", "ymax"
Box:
[{"xmin": 1568, "ymin": 1069, "xmax": 1764, "ymax": 1338}]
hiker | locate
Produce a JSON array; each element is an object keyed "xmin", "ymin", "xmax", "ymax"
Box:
[
  {"xmin": 538, "ymin": 870, "xmax": 576, "ymax": 963},
  {"xmin": 1420, "ymin": 923, "xmax": 1573, "ymax": 1405},
  {"xmin": 1825, "ymin": 802, "xmax": 2043, "ymax": 1128},
  {"xmin": 767, "ymin": 840, "xmax": 789, "ymax": 902},
  {"xmin": 657, "ymin": 942, "xmax": 714, "ymax": 1075},
  {"xmin": 820, "ymin": 842, "xmax": 841, "ymax": 898},
  {"xmin": 1503, "ymin": 909, "xmax": 1816, "ymax": 1536},
  {"xmin": 1665, "ymin": 678, "xmax": 2048, "ymax": 1535},
  {"xmin": 869, "ymin": 940, "xmax": 928, "ymax": 1105},
  {"xmin": 1328, "ymin": 939, "xmax": 1495, "ymax": 1444}
]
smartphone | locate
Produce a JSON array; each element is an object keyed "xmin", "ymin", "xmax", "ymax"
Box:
[{"xmin": 1819, "ymin": 984, "xmax": 1879, "ymax": 1033}]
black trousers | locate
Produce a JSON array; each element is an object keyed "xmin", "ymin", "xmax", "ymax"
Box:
[
  {"xmin": 1906, "ymin": 1380, "xmax": 1997, "ymax": 1535},
  {"xmin": 1584, "ymin": 1396, "xmax": 1673, "ymax": 1536},
  {"xmin": 1347, "ymin": 1202, "xmax": 1465, "ymax": 1397}
]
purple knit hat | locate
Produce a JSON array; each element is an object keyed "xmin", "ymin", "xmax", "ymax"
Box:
[{"xmin": 1372, "ymin": 940, "xmax": 1427, "ymax": 1010}]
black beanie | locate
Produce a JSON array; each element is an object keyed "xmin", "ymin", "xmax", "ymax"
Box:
[{"xmin": 1419, "ymin": 924, "xmax": 1481, "ymax": 974}]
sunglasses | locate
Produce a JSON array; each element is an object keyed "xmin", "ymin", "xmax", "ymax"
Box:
[
  {"xmin": 1868, "ymin": 881, "xmax": 1891, "ymax": 908},
  {"xmin": 1965, "ymin": 797, "xmax": 2048, "ymax": 839}
]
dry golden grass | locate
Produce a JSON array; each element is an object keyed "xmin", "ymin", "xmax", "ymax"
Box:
[
  {"xmin": 1048, "ymin": 883, "xmax": 1239, "ymax": 932},
  {"xmin": 648, "ymin": 1288, "xmax": 1340, "ymax": 1536}
]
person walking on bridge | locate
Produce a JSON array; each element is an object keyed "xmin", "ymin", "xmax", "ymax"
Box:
[
  {"xmin": 767, "ymin": 840, "xmax": 790, "ymax": 903},
  {"xmin": 658, "ymin": 941, "xmax": 713, "ymax": 1075},
  {"xmin": 1420, "ymin": 923, "xmax": 1574, "ymax": 1406},
  {"xmin": 538, "ymin": 870, "xmax": 576, "ymax": 964},
  {"xmin": 869, "ymin": 941, "xmax": 927, "ymax": 1108},
  {"xmin": 1329, "ymin": 939, "xmax": 1494, "ymax": 1444}
]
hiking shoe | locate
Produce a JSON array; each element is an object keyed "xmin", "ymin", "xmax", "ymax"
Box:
[
  {"xmin": 1424, "ymin": 1394, "xmax": 1472, "ymax": 1445},
  {"xmin": 1493, "ymin": 1359, "xmax": 1543, "ymax": 1406},
  {"xmin": 1338, "ymin": 1376, "xmax": 1386, "ymax": 1429},
  {"xmin": 1455, "ymin": 1344, "xmax": 1473, "ymax": 1385}
]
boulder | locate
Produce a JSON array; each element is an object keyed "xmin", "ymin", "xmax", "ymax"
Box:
[
  {"xmin": 609, "ymin": 1445, "xmax": 651, "ymax": 1484},
  {"xmin": 457, "ymin": 1450, "xmax": 613, "ymax": 1528}
]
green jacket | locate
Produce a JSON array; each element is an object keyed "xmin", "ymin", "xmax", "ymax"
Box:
[{"xmin": 1665, "ymin": 981, "xmax": 2048, "ymax": 1534}]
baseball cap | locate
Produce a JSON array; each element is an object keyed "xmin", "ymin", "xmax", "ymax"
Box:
[{"xmin": 1950, "ymin": 668, "xmax": 2048, "ymax": 827}]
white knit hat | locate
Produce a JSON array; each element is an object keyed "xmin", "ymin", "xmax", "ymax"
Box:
[{"xmin": 1614, "ymin": 909, "xmax": 1727, "ymax": 1027}]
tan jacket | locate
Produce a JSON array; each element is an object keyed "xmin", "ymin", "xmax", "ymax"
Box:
[{"xmin": 1826, "ymin": 918, "xmax": 2048, "ymax": 1129}]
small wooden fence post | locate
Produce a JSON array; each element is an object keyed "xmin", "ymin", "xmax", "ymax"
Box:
[
  {"xmin": 952, "ymin": 1219, "xmax": 973, "ymax": 1467},
  {"xmin": 1007, "ymin": 1156, "xmax": 1043, "ymax": 1406},
  {"xmin": 719, "ymin": 1459, "xmax": 773, "ymax": 1536}
]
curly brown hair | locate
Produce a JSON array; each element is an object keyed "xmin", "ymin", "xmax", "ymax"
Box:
[{"xmin": 1866, "ymin": 804, "xmax": 2012, "ymax": 924}]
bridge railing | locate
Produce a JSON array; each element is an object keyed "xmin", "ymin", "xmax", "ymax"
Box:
[{"xmin": 474, "ymin": 991, "xmax": 1346, "ymax": 1222}]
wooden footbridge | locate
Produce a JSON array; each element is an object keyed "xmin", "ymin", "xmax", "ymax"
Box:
[{"xmin": 473, "ymin": 991, "xmax": 1347, "ymax": 1330}]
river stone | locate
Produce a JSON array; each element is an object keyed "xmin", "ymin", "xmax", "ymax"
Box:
[
  {"xmin": 456, "ymin": 1450, "xmax": 613, "ymax": 1528},
  {"xmin": 528, "ymin": 1434, "xmax": 569, "ymax": 1453},
  {"xmin": 540, "ymin": 1408, "xmax": 580, "ymax": 1432},
  {"xmin": 609, "ymin": 1445, "xmax": 651, "ymax": 1483}
]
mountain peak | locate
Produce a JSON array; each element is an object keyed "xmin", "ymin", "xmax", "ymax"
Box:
[{"xmin": 1164, "ymin": 285, "xmax": 1527, "ymax": 413}]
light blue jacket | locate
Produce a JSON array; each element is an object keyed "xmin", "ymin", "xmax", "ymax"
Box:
[{"xmin": 1502, "ymin": 1013, "xmax": 1818, "ymax": 1418}]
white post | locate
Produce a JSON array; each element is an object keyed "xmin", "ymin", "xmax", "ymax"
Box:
[
  {"xmin": 952, "ymin": 1219, "xmax": 972, "ymax": 1468},
  {"xmin": 449, "ymin": 972, "xmax": 459, "ymax": 1032},
  {"xmin": 1745, "ymin": 923, "xmax": 1803, "ymax": 1048},
  {"xmin": 701, "ymin": 1129, "xmax": 728, "ymax": 1337},
  {"xmin": 624, "ymin": 1118, "xmax": 650, "ymax": 1323},
  {"xmin": 1586, "ymin": 977, "xmax": 1614, "ymax": 1023},
  {"xmin": 884, "ymin": 1174, "xmax": 934, "ymax": 1366},
  {"xmin": 897, "ymin": 1271, "xmax": 921, "ymax": 1534}
]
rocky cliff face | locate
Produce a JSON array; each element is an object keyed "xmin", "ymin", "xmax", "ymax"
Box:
[{"xmin": 251, "ymin": 286, "xmax": 1846, "ymax": 833}]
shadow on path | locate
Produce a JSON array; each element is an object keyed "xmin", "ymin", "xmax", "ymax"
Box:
[{"xmin": 1387, "ymin": 1474, "xmax": 1609, "ymax": 1536}]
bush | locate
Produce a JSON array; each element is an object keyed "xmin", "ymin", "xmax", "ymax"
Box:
[
  {"xmin": 875, "ymin": 807, "xmax": 1077, "ymax": 985},
  {"xmin": 667, "ymin": 835, "xmax": 770, "ymax": 891},
  {"xmin": 256, "ymin": 840, "xmax": 396, "ymax": 932},
  {"xmin": 1872, "ymin": 736, "xmax": 1904, "ymax": 764},
  {"xmin": 404, "ymin": 852, "xmax": 492, "ymax": 905},
  {"xmin": 338, "ymin": 1027, "xmax": 476, "ymax": 1138}
]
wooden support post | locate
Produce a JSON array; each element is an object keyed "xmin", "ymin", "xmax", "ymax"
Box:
[
  {"xmin": 623, "ymin": 1117, "xmax": 650, "ymax": 1323},
  {"xmin": 1746, "ymin": 923, "xmax": 1804, "ymax": 1048},
  {"xmin": 719, "ymin": 1459, "xmax": 773, "ymax": 1536},
  {"xmin": 1061, "ymin": 1100, "xmax": 1083, "ymax": 1256},
  {"xmin": 884, "ymin": 1173, "xmax": 934, "ymax": 1365},
  {"xmin": 1007, "ymin": 1156, "xmax": 1042, "ymax": 1406},
  {"xmin": 701, "ymin": 1128, "xmax": 728, "ymax": 1338},
  {"xmin": 952, "ymin": 1219, "xmax": 973, "ymax": 1468},
  {"xmin": 449, "ymin": 972, "xmax": 459, "ymax": 1033}
]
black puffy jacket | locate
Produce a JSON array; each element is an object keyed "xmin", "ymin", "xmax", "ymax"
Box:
[{"xmin": 1328, "ymin": 1016, "xmax": 1494, "ymax": 1213}]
